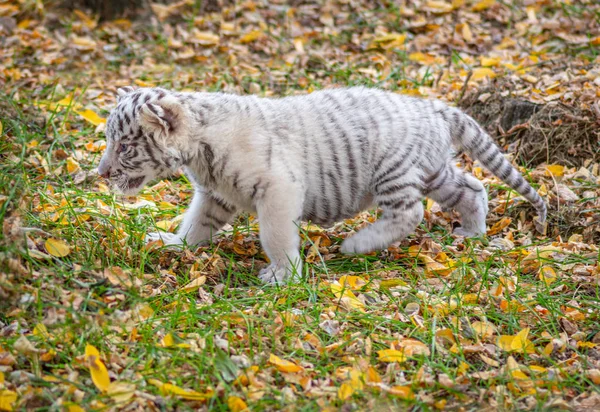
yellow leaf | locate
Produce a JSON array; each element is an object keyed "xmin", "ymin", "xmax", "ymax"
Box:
[
  {"xmin": 71, "ymin": 35, "xmax": 97, "ymax": 51},
  {"xmin": 330, "ymin": 282, "xmax": 365, "ymax": 311},
  {"xmin": 181, "ymin": 276, "xmax": 207, "ymax": 292},
  {"xmin": 377, "ymin": 349, "xmax": 406, "ymax": 363},
  {"xmin": 65, "ymin": 404, "xmax": 85, "ymax": 412},
  {"xmin": 268, "ymin": 354, "xmax": 303, "ymax": 373},
  {"xmin": 366, "ymin": 367, "xmax": 382, "ymax": 384},
  {"xmin": 0, "ymin": 390, "xmax": 17, "ymax": 411},
  {"xmin": 370, "ymin": 33, "xmax": 406, "ymax": 49},
  {"xmin": 471, "ymin": 321, "xmax": 496, "ymax": 339},
  {"xmin": 162, "ymin": 383, "xmax": 213, "ymax": 401},
  {"xmin": 149, "ymin": 378, "xmax": 213, "ymax": 401},
  {"xmin": 471, "ymin": 67, "xmax": 497, "ymax": 80},
  {"xmin": 348, "ymin": 369, "xmax": 364, "ymax": 391},
  {"xmin": 396, "ymin": 338, "xmax": 430, "ymax": 356},
  {"xmin": 457, "ymin": 361, "xmax": 470, "ymax": 375},
  {"xmin": 45, "ymin": 238, "xmax": 70, "ymax": 257},
  {"xmin": 88, "ymin": 357, "xmax": 110, "ymax": 392},
  {"xmin": 0, "ymin": 121, "xmax": 2, "ymax": 136},
  {"xmin": 85, "ymin": 140, "xmax": 106, "ymax": 153},
  {"xmin": 339, "ymin": 275, "xmax": 367, "ymax": 290},
  {"xmin": 511, "ymin": 328, "xmax": 535, "ymax": 353},
  {"xmin": 75, "ymin": 109, "xmax": 106, "ymax": 126},
  {"xmin": 372, "ymin": 33, "xmax": 406, "ymax": 44},
  {"xmin": 408, "ymin": 52, "xmax": 437, "ymax": 65},
  {"xmin": 73, "ymin": 10, "xmax": 97, "ymax": 29},
  {"xmin": 486, "ymin": 217, "xmax": 512, "ymax": 236},
  {"xmin": 228, "ymin": 396, "xmax": 248, "ymax": 412},
  {"xmin": 497, "ymin": 335, "xmax": 515, "ymax": 351},
  {"xmin": 194, "ymin": 31, "xmax": 220, "ymax": 46},
  {"xmin": 33, "ymin": 323, "xmax": 50, "ymax": 340},
  {"xmin": 240, "ymin": 30, "xmax": 263, "ymax": 43},
  {"xmin": 388, "ymin": 385, "xmax": 414, "ymax": 399},
  {"xmin": 480, "ymin": 57, "xmax": 501, "ymax": 67},
  {"xmin": 66, "ymin": 157, "xmax": 80, "ymax": 174},
  {"xmin": 160, "ymin": 333, "xmax": 175, "ymax": 348},
  {"xmin": 380, "ymin": 278, "xmax": 408, "ymax": 289},
  {"xmin": 425, "ymin": 1, "xmax": 454, "ymax": 13},
  {"xmin": 305, "ymin": 236, "xmax": 321, "ymax": 263},
  {"xmin": 539, "ymin": 266, "xmax": 557, "ymax": 286},
  {"xmin": 84, "ymin": 344, "xmax": 110, "ymax": 392},
  {"xmin": 472, "ymin": 0, "xmax": 495, "ymax": 11},
  {"xmin": 338, "ymin": 382, "xmax": 354, "ymax": 400},
  {"xmin": 0, "ymin": 371, "xmax": 3, "ymax": 385},
  {"xmin": 545, "ymin": 164, "xmax": 565, "ymax": 177}
]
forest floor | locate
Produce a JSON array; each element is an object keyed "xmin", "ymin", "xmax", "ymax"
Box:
[{"xmin": 1, "ymin": 0, "xmax": 600, "ymax": 410}]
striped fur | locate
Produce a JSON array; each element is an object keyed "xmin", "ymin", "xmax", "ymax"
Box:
[{"xmin": 98, "ymin": 86, "xmax": 546, "ymax": 284}]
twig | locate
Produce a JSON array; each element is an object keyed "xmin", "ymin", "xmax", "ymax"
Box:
[
  {"xmin": 500, "ymin": 122, "xmax": 530, "ymax": 136},
  {"xmin": 457, "ymin": 69, "xmax": 473, "ymax": 105}
]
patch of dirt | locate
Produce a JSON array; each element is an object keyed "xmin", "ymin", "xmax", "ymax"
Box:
[{"xmin": 460, "ymin": 79, "xmax": 600, "ymax": 168}]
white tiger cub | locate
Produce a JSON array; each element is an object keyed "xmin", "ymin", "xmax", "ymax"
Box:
[{"xmin": 97, "ymin": 86, "xmax": 546, "ymax": 284}]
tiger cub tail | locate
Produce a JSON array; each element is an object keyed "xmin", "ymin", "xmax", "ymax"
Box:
[{"xmin": 444, "ymin": 105, "xmax": 547, "ymax": 224}]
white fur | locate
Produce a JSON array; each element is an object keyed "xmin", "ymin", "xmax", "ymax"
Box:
[{"xmin": 98, "ymin": 86, "xmax": 546, "ymax": 284}]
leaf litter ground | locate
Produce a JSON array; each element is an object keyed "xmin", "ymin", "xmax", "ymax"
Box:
[{"xmin": 0, "ymin": 0, "xmax": 600, "ymax": 410}]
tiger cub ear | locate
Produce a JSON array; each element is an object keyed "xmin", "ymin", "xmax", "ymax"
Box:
[
  {"xmin": 116, "ymin": 86, "xmax": 136, "ymax": 99},
  {"xmin": 139, "ymin": 95, "xmax": 189, "ymax": 141}
]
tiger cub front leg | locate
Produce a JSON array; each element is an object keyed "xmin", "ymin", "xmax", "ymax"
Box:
[
  {"xmin": 146, "ymin": 189, "xmax": 236, "ymax": 247},
  {"xmin": 255, "ymin": 184, "xmax": 303, "ymax": 284}
]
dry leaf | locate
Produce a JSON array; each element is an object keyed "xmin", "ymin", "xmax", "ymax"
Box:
[
  {"xmin": 45, "ymin": 238, "xmax": 70, "ymax": 257},
  {"xmin": 85, "ymin": 344, "xmax": 110, "ymax": 392},
  {"xmin": 268, "ymin": 354, "xmax": 303, "ymax": 373},
  {"xmin": 377, "ymin": 349, "xmax": 406, "ymax": 363}
]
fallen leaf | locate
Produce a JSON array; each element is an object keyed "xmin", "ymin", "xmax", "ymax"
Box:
[
  {"xmin": 471, "ymin": 67, "xmax": 497, "ymax": 80},
  {"xmin": 181, "ymin": 275, "xmax": 206, "ymax": 292},
  {"xmin": 377, "ymin": 349, "xmax": 406, "ymax": 363},
  {"xmin": 387, "ymin": 385, "xmax": 415, "ymax": 399},
  {"xmin": 268, "ymin": 354, "xmax": 303, "ymax": 373},
  {"xmin": 240, "ymin": 30, "xmax": 263, "ymax": 43},
  {"xmin": 149, "ymin": 379, "xmax": 214, "ymax": 401},
  {"xmin": 228, "ymin": 396, "xmax": 248, "ymax": 411},
  {"xmin": 0, "ymin": 390, "xmax": 17, "ymax": 412},
  {"xmin": 106, "ymin": 382, "xmax": 136, "ymax": 404},
  {"xmin": 45, "ymin": 238, "xmax": 70, "ymax": 257},
  {"xmin": 472, "ymin": 0, "xmax": 495, "ymax": 11},
  {"xmin": 66, "ymin": 157, "xmax": 80, "ymax": 174},
  {"xmin": 487, "ymin": 217, "xmax": 512, "ymax": 236},
  {"xmin": 545, "ymin": 164, "xmax": 565, "ymax": 177},
  {"xmin": 539, "ymin": 266, "xmax": 558, "ymax": 286},
  {"xmin": 338, "ymin": 382, "xmax": 354, "ymax": 400},
  {"xmin": 75, "ymin": 109, "xmax": 106, "ymax": 126},
  {"xmin": 84, "ymin": 344, "xmax": 110, "ymax": 392}
]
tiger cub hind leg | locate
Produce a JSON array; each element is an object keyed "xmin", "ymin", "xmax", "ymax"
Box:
[
  {"xmin": 425, "ymin": 164, "xmax": 488, "ymax": 237},
  {"xmin": 341, "ymin": 191, "xmax": 425, "ymax": 254}
]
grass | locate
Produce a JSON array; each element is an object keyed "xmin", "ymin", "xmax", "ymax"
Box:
[
  {"xmin": 2, "ymin": 0, "xmax": 600, "ymax": 410},
  {"xmin": 2, "ymin": 78, "xmax": 600, "ymax": 410}
]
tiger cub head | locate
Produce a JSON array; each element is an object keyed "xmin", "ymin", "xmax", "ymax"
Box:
[{"xmin": 98, "ymin": 86, "xmax": 191, "ymax": 195}]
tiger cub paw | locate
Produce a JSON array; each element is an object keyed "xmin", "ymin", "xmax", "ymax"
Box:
[
  {"xmin": 259, "ymin": 263, "xmax": 302, "ymax": 285},
  {"xmin": 145, "ymin": 232, "xmax": 184, "ymax": 249}
]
